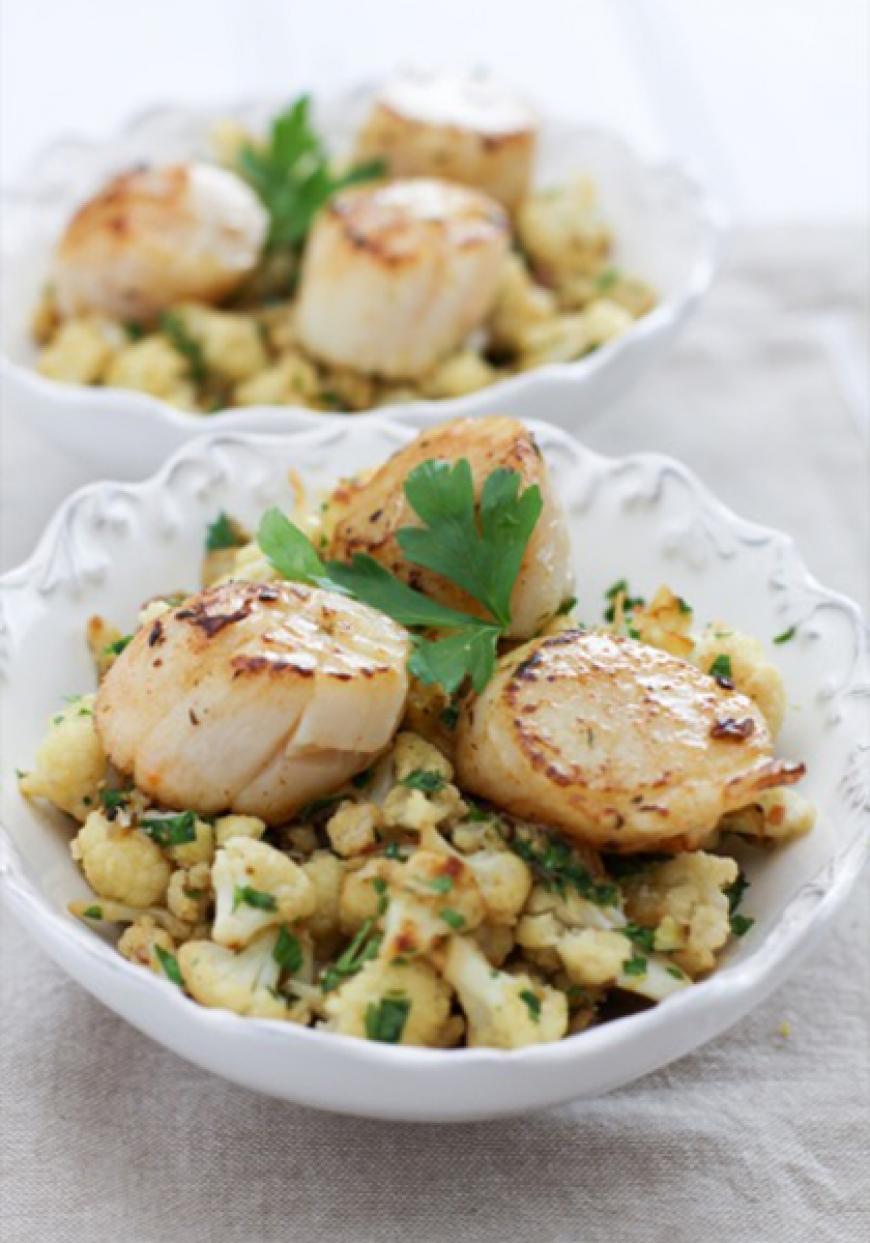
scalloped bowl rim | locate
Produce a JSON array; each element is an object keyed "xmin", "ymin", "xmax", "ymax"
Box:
[
  {"xmin": 1, "ymin": 416, "xmax": 867, "ymax": 1119},
  {"xmin": 0, "ymin": 94, "xmax": 728, "ymax": 432}
]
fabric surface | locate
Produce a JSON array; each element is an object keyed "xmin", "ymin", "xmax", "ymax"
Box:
[{"xmin": 1, "ymin": 225, "xmax": 868, "ymax": 1242}]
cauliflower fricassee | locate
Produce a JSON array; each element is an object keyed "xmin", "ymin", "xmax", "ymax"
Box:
[
  {"xmin": 19, "ymin": 416, "xmax": 815, "ymax": 1051},
  {"xmin": 33, "ymin": 69, "xmax": 655, "ymax": 414}
]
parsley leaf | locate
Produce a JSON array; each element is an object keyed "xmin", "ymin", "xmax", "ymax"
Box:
[
  {"xmin": 519, "ymin": 989, "xmax": 542, "ymax": 1022},
  {"xmin": 594, "ymin": 266, "xmax": 621, "ymax": 292},
  {"xmin": 139, "ymin": 810, "xmax": 198, "ymax": 848},
  {"xmin": 709, "ymin": 654, "xmax": 733, "ymax": 682},
  {"xmin": 321, "ymin": 918, "xmax": 381, "ymax": 992},
  {"xmin": 623, "ymin": 923, "xmax": 656, "ymax": 953},
  {"xmin": 730, "ymin": 913, "xmax": 755, "ymax": 937},
  {"xmin": 773, "ymin": 626, "xmax": 797, "ymax": 645},
  {"xmin": 105, "ymin": 634, "xmax": 133, "ymax": 656},
  {"xmin": 159, "ymin": 312, "xmax": 207, "ymax": 384},
  {"xmin": 409, "ymin": 624, "xmax": 500, "ymax": 695},
  {"xmin": 427, "ymin": 874, "xmax": 454, "ymax": 894},
  {"xmin": 400, "ymin": 769, "xmax": 446, "ymax": 794},
  {"xmin": 622, "ymin": 954, "xmax": 648, "ymax": 977},
  {"xmin": 232, "ymin": 885, "xmax": 278, "ymax": 913},
  {"xmin": 257, "ymin": 507, "xmax": 333, "ymax": 587},
  {"xmin": 508, "ymin": 831, "xmax": 618, "ymax": 906},
  {"xmin": 238, "ymin": 96, "xmax": 385, "ymax": 252},
  {"xmin": 364, "ymin": 995, "xmax": 411, "ymax": 1044},
  {"xmin": 206, "ymin": 512, "xmax": 246, "ymax": 552},
  {"xmin": 273, "ymin": 926, "xmax": 304, "ymax": 974},
  {"xmin": 82, "ymin": 905, "xmax": 103, "ymax": 920},
  {"xmin": 154, "ymin": 945, "xmax": 183, "ymax": 987},
  {"xmin": 440, "ymin": 907, "xmax": 466, "ymax": 931}
]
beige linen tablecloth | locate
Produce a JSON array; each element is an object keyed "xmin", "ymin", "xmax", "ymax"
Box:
[{"xmin": 1, "ymin": 226, "xmax": 868, "ymax": 1242}]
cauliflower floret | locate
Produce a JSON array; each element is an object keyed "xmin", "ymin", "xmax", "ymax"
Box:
[
  {"xmin": 420, "ymin": 350, "xmax": 497, "ymax": 399},
  {"xmin": 580, "ymin": 298, "xmax": 635, "ymax": 347},
  {"xmin": 37, "ymin": 316, "xmax": 122, "ymax": 383},
  {"xmin": 443, "ymin": 935, "xmax": 568, "ymax": 1049},
  {"xmin": 322, "ymin": 958, "xmax": 455, "ymax": 1047},
  {"xmin": 627, "ymin": 585, "xmax": 694, "ymax": 658},
  {"xmin": 516, "ymin": 178, "xmax": 612, "ymax": 287},
  {"xmin": 104, "ymin": 336, "xmax": 197, "ymax": 408},
  {"xmin": 214, "ymin": 813, "xmax": 267, "ymax": 848},
  {"xmin": 211, "ymin": 836, "xmax": 316, "ymax": 949},
  {"xmin": 302, "ymin": 850, "xmax": 345, "ymax": 952},
  {"xmin": 326, "ymin": 801, "xmax": 380, "ymax": 858},
  {"xmin": 451, "ymin": 818, "xmax": 508, "ymax": 854},
  {"xmin": 71, "ymin": 810, "xmax": 170, "ymax": 907},
  {"xmin": 178, "ymin": 928, "xmax": 311, "ymax": 1022},
  {"xmin": 392, "ymin": 731, "xmax": 454, "ymax": 783},
  {"xmin": 69, "ymin": 897, "xmax": 201, "ymax": 942},
  {"xmin": 380, "ymin": 850, "xmax": 486, "ymax": 959},
  {"xmin": 556, "ymin": 928, "xmax": 690, "ymax": 1000},
  {"xmin": 117, "ymin": 916, "xmax": 176, "ymax": 973},
  {"xmin": 85, "ymin": 615, "xmax": 128, "ymax": 678},
  {"xmin": 519, "ymin": 313, "xmax": 591, "ymax": 369},
  {"xmin": 381, "ymin": 786, "xmax": 444, "ymax": 832},
  {"xmin": 168, "ymin": 818, "xmax": 215, "ymax": 867},
  {"xmin": 691, "ymin": 625, "xmax": 787, "ymax": 736},
  {"xmin": 19, "ymin": 694, "xmax": 107, "ymax": 821},
  {"xmin": 172, "ymin": 303, "xmax": 267, "ymax": 382},
  {"xmin": 720, "ymin": 787, "xmax": 816, "ymax": 843},
  {"xmin": 233, "ymin": 351, "xmax": 319, "ymax": 406},
  {"xmin": 463, "ymin": 850, "xmax": 532, "ymax": 925},
  {"xmin": 338, "ymin": 857, "xmax": 395, "ymax": 934},
  {"xmin": 621, "ymin": 852, "xmax": 740, "ymax": 976},
  {"xmin": 166, "ymin": 861, "xmax": 212, "ymax": 923},
  {"xmin": 488, "ymin": 252, "xmax": 557, "ymax": 353}
]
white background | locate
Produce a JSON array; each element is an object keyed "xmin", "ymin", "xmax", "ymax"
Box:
[{"xmin": 1, "ymin": 0, "xmax": 868, "ymax": 224}]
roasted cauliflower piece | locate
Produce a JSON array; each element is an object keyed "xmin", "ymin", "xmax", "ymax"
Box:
[
  {"xmin": 19, "ymin": 694, "xmax": 107, "ymax": 821},
  {"xmin": 516, "ymin": 178, "xmax": 611, "ymax": 288},
  {"xmin": 37, "ymin": 317, "xmax": 122, "ymax": 383},
  {"xmin": 325, "ymin": 801, "xmax": 380, "ymax": 858},
  {"xmin": 691, "ymin": 624, "xmax": 787, "ymax": 737},
  {"xmin": 380, "ymin": 849, "xmax": 486, "ymax": 959},
  {"xmin": 443, "ymin": 935, "xmax": 567, "ymax": 1048},
  {"xmin": 211, "ymin": 836, "xmax": 316, "ymax": 949},
  {"xmin": 171, "ymin": 304, "xmax": 267, "ymax": 383},
  {"xmin": 322, "ymin": 958, "xmax": 455, "ymax": 1047},
  {"xmin": 166, "ymin": 862, "xmax": 212, "ymax": 924},
  {"xmin": 70, "ymin": 810, "xmax": 171, "ymax": 907},
  {"xmin": 117, "ymin": 917, "xmax": 177, "ymax": 973},
  {"xmin": 178, "ymin": 927, "xmax": 311, "ymax": 1021},
  {"xmin": 720, "ymin": 787, "xmax": 816, "ymax": 842}
]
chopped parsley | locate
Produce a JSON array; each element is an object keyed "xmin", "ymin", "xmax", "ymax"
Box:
[
  {"xmin": 594, "ymin": 266, "xmax": 621, "ymax": 292},
  {"xmin": 519, "ymin": 989, "xmax": 542, "ymax": 1022},
  {"xmin": 622, "ymin": 954, "xmax": 648, "ymax": 977},
  {"xmin": 708, "ymin": 654, "xmax": 733, "ymax": 682},
  {"xmin": 321, "ymin": 919, "xmax": 381, "ymax": 992},
  {"xmin": 232, "ymin": 885, "xmax": 278, "ymax": 913},
  {"xmin": 464, "ymin": 801, "xmax": 491, "ymax": 823},
  {"xmin": 154, "ymin": 945, "xmax": 183, "ymax": 987},
  {"xmin": 439, "ymin": 703, "xmax": 460, "ymax": 730},
  {"xmin": 384, "ymin": 841, "xmax": 405, "ymax": 861},
  {"xmin": 105, "ymin": 634, "xmax": 133, "ymax": 656},
  {"xmin": 666, "ymin": 965, "xmax": 685, "ymax": 980},
  {"xmin": 623, "ymin": 923, "xmax": 656, "ymax": 953},
  {"xmin": 205, "ymin": 511, "xmax": 246, "ymax": 552},
  {"xmin": 556, "ymin": 595, "xmax": 578, "ymax": 615},
  {"xmin": 427, "ymin": 874, "xmax": 453, "ymax": 894},
  {"xmin": 272, "ymin": 926, "xmax": 304, "ymax": 974},
  {"xmin": 730, "ymin": 913, "xmax": 755, "ymax": 937},
  {"xmin": 508, "ymin": 832, "xmax": 618, "ymax": 906},
  {"xmin": 725, "ymin": 871, "xmax": 750, "ymax": 915},
  {"xmin": 676, "ymin": 596, "xmax": 692, "ymax": 614},
  {"xmin": 773, "ymin": 626, "xmax": 797, "ymax": 645},
  {"xmin": 364, "ymin": 994, "xmax": 411, "ymax": 1044},
  {"xmin": 99, "ymin": 788, "xmax": 128, "ymax": 813},
  {"xmin": 82, "ymin": 905, "xmax": 103, "ymax": 920},
  {"xmin": 603, "ymin": 579, "xmax": 645, "ymax": 623},
  {"xmin": 159, "ymin": 311, "xmax": 207, "ymax": 385},
  {"xmin": 439, "ymin": 908, "xmax": 465, "ymax": 931},
  {"xmin": 400, "ymin": 769, "xmax": 446, "ymax": 794},
  {"xmin": 372, "ymin": 876, "xmax": 390, "ymax": 916},
  {"xmin": 140, "ymin": 810, "xmax": 197, "ymax": 848}
]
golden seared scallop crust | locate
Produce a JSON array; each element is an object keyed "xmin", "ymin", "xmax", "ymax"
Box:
[
  {"xmin": 455, "ymin": 630, "xmax": 804, "ymax": 852},
  {"xmin": 95, "ymin": 581, "xmax": 409, "ymax": 824},
  {"xmin": 327, "ymin": 416, "xmax": 574, "ymax": 638},
  {"xmin": 53, "ymin": 163, "xmax": 267, "ymax": 321},
  {"xmin": 355, "ymin": 68, "xmax": 537, "ymax": 210},
  {"xmin": 294, "ymin": 178, "xmax": 509, "ymax": 380}
]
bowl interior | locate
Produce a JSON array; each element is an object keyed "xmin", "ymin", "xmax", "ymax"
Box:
[{"xmin": 2, "ymin": 420, "xmax": 866, "ymax": 980}]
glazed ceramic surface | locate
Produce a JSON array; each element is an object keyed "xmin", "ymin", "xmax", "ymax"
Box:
[
  {"xmin": 0, "ymin": 89, "xmax": 726, "ymax": 475},
  {"xmin": 1, "ymin": 417, "xmax": 866, "ymax": 1121}
]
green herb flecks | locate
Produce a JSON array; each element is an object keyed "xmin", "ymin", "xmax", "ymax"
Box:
[
  {"xmin": 622, "ymin": 954, "xmax": 648, "ymax": 977},
  {"xmin": 272, "ymin": 926, "xmax": 304, "ymax": 974},
  {"xmin": 508, "ymin": 832, "xmax": 618, "ymax": 906},
  {"xmin": 105, "ymin": 634, "xmax": 133, "ymax": 656},
  {"xmin": 155, "ymin": 945, "xmax": 183, "ymax": 986},
  {"xmin": 205, "ymin": 511, "xmax": 247, "ymax": 552},
  {"xmin": 594, "ymin": 266, "xmax": 621, "ymax": 293},
  {"xmin": 140, "ymin": 810, "xmax": 198, "ymax": 848},
  {"xmin": 427, "ymin": 874, "xmax": 454, "ymax": 894},
  {"xmin": 623, "ymin": 923, "xmax": 656, "ymax": 953},
  {"xmin": 773, "ymin": 626, "xmax": 797, "ymax": 645},
  {"xmin": 232, "ymin": 885, "xmax": 278, "ymax": 913},
  {"xmin": 82, "ymin": 905, "xmax": 103, "ymax": 920},
  {"xmin": 400, "ymin": 769, "xmax": 446, "ymax": 795},
  {"xmin": 519, "ymin": 989, "xmax": 542, "ymax": 1022},
  {"xmin": 364, "ymin": 994, "xmax": 411, "ymax": 1044},
  {"xmin": 159, "ymin": 311, "xmax": 207, "ymax": 385},
  {"xmin": 320, "ymin": 918, "xmax": 381, "ymax": 992},
  {"xmin": 730, "ymin": 913, "xmax": 755, "ymax": 937},
  {"xmin": 709, "ymin": 654, "xmax": 734, "ymax": 683},
  {"xmin": 238, "ymin": 96, "xmax": 385, "ymax": 252},
  {"xmin": 603, "ymin": 579, "xmax": 645, "ymax": 624}
]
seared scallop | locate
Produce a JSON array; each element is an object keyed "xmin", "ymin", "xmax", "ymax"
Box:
[
  {"xmin": 53, "ymin": 163, "xmax": 268, "ymax": 321},
  {"xmin": 355, "ymin": 68, "xmax": 537, "ymax": 210},
  {"xmin": 95, "ymin": 581, "xmax": 409, "ymax": 824},
  {"xmin": 294, "ymin": 178, "xmax": 509, "ymax": 379},
  {"xmin": 455, "ymin": 629, "xmax": 805, "ymax": 852},
  {"xmin": 327, "ymin": 416, "xmax": 574, "ymax": 638}
]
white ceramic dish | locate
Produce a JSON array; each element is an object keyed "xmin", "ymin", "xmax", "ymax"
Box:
[
  {"xmin": 0, "ymin": 88, "xmax": 726, "ymax": 476},
  {"xmin": 1, "ymin": 416, "xmax": 866, "ymax": 1122}
]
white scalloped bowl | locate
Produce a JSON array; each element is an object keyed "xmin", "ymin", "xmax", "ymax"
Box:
[
  {"xmin": 0, "ymin": 90, "xmax": 726, "ymax": 476},
  {"xmin": 1, "ymin": 418, "xmax": 866, "ymax": 1121}
]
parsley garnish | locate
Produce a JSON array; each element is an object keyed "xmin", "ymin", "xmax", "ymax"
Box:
[
  {"xmin": 725, "ymin": 871, "xmax": 749, "ymax": 915},
  {"xmin": 709, "ymin": 654, "xmax": 733, "ymax": 682},
  {"xmin": 622, "ymin": 954, "xmax": 648, "ymax": 977},
  {"xmin": 372, "ymin": 876, "xmax": 390, "ymax": 916},
  {"xmin": 205, "ymin": 511, "xmax": 246, "ymax": 552},
  {"xmin": 154, "ymin": 945, "xmax": 183, "ymax": 986},
  {"xmin": 519, "ymin": 989, "xmax": 542, "ymax": 1022},
  {"xmin": 773, "ymin": 626, "xmax": 796, "ymax": 645},
  {"xmin": 427, "ymin": 875, "xmax": 453, "ymax": 894},
  {"xmin": 623, "ymin": 923, "xmax": 656, "ymax": 953},
  {"xmin": 364, "ymin": 994, "xmax": 411, "ymax": 1044},
  {"xmin": 140, "ymin": 810, "xmax": 197, "ymax": 848},
  {"xmin": 238, "ymin": 96, "xmax": 385, "ymax": 252},
  {"xmin": 603, "ymin": 579, "xmax": 645, "ymax": 623},
  {"xmin": 232, "ymin": 885, "xmax": 278, "ymax": 913},
  {"xmin": 384, "ymin": 842, "xmax": 405, "ymax": 861},
  {"xmin": 666, "ymin": 965, "xmax": 685, "ymax": 980},
  {"xmin": 82, "ymin": 905, "xmax": 103, "ymax": 920},
  {"xmin": 676, "ymin": 596, "xmax": 692, "ymax": 614},
  {"xmin": 439, "ymin": 908, "xmax": 465, "ymax": 931},
  {"xmin": 595, "ymin": 266, "xmax": 621, "ymax": 292},
  {"xmin": 159, "ymin": 311, "xmax": 207, "ymax": 385},
  {"xmin": 556, "ymin": 596, "xmax": 577, "ymax": 615},
  {"xmin": 730, "ymin": 913, "xmax": 755, "ymax": 937},
  {"xmin": 400, "ymin": 769, "xmax": 446, "ymax": 794},
  {"xmin": 257, "ymin": 458, "xmax": 543, "ymax": 695},
  {"xmin": 321, "ymin": 919, "xmax": 381, "ymax": 992},
  {"xmin": 105, "ymin": 634, "xmax": 132, "ymax": 656},
  {"xmin": 100, "ymin": 788, "xmax": 128, "ymax": 813},
  {"xmin": 508, "ymin": 832, "xmax": 618, "ymax": 906},
  {"xmin": 272, "ymin": 926, "xmax": 304, "ymax": 974}
]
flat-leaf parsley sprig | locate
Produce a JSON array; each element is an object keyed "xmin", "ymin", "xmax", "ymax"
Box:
[{"xmin": 256, "ymin": 458, "xmax": 543, "ymax": 696}]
